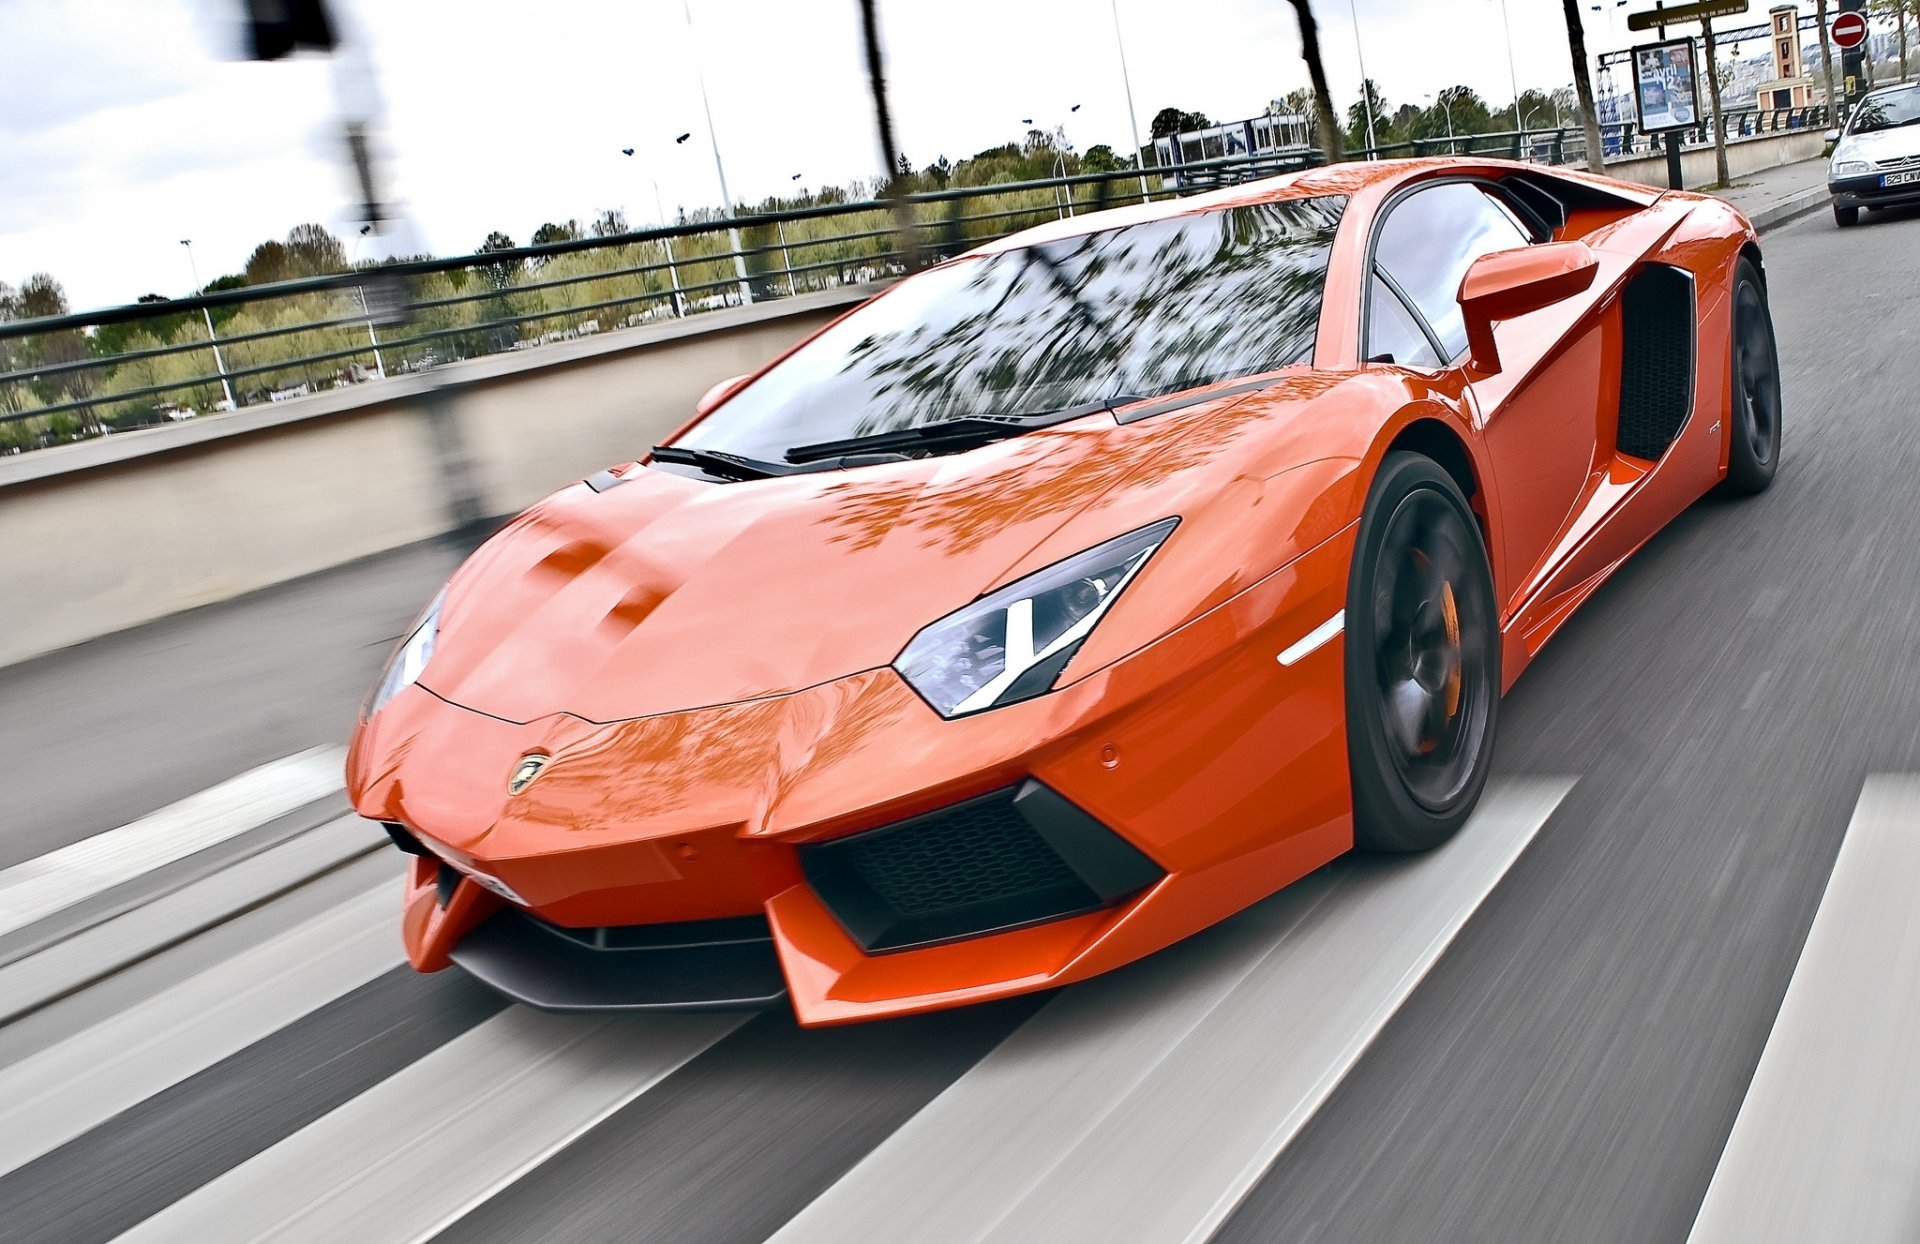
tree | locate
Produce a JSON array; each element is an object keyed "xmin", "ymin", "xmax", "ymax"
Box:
[
  {"xmin": 1149, "ymin": 107, "xmax": 1211, "ymax": 139},
  {"xmin": 923, "ymin": 154, "xmax": 953, "ymax": 186},
  {"xmin": 475, "ymin": 231, "xmax": 520, "ymax": 291},
  {"xmin": 1347, "ymin": 79, "xmax": 1389, "ymax": 148},
  {"xmin": 1287, "ymin": 0, "xmax": 1345, "ymax": 162},
  {"xmin": 1080, "ymin": 143, "xmax": 1124, "ymax": 173},
  {"xmin": 243, "ymin": 240, "xmax": 292, "ymax": 286},
  {"xmin": 588, "ymin": 210, "xmax": 628, "ymax": 238},
  {"xmin": 1815, "ymin": 0, "xmax": 1839, "ymax": 110},
  {"xmin": 283, "ymin": 223, "xmax": 346, "ymax": 276},
  {"xmin": 1562, "ymin": 0, "xmax": 1608, "ymax": 173},
  {"xmin": 531, "ymin": 220, "xmax": 580, "ymax": 246}
]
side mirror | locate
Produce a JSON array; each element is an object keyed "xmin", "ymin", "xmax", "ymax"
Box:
[
  {"xmin": 1458, "ymin": 240, "xmax": 1599, "ymax": 374},
  {"xmin": 1822, "ymin": 128, "xmax": 1841, "ymax": 143},
  {"xmin": 695, "ymin": 373, "xmax": 751, "ymax": 417}
]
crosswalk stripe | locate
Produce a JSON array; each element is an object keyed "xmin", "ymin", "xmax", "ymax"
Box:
[
  {"xmin": 0, "ymin": 883, "xmax": 397, "ymax": 1179},
  {"xmin": 0, "ymin": 815, "xmax": 387, "ymax": 1027},
  {"xmin": 0, "ymin": 746, "xmax": 346, "ymax": 940},
  {"xmin": 107, "ymin": 1006, "xmax": 748, "ymax": 1244},
  {"xmin": 770, "ymin": 777, "xmax": 1576, "ymax": 1244},
  {"xmin": 1686, "ymin": 775, "xmax": 1920, "ymax": 1244}
]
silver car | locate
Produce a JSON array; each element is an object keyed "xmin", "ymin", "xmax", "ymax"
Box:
[{"xmin": 1827, "ymin": 82, "xmax": 1920, "ymax": 227}]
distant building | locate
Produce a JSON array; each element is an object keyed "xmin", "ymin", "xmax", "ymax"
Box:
[
  {"xmin": 268, "ymin": 382, "xmax": 312, "ymax": 403},
  {"xmin": 1754, "ymin": 4, "xmax": 1815, "ymax": 108},
  {"xmin": 1152, "ymin": 103, "xmax": 1312, "ymax": 188}
]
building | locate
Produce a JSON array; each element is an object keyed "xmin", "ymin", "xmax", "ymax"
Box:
[{"xmin": 1753, "ymin": 4, "xmax": 1815, "ymax": 108}]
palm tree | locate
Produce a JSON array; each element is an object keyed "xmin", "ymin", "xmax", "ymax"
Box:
[
  {"xmin": 1561, "ymin": 0, "xmax": 1608, "ymax": 173},
  {"xmin": 1288, "ymin": 0, "xmax": 1346, "ymax": 162}
]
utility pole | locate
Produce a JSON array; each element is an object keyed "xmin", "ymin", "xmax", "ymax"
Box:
[
  {"xmin": 179, "ymin": 240, "xmax": 237, "ymax": 411},
  {"xmin": 1108, "ymin": 0, "xmax": 1154, "ymax": 203},
  {"xmin": 1347, "ymin": 0, "xmax": 1379, "ymax": 152}
]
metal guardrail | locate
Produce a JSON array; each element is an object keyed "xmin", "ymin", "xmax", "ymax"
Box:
[{"xmin": 0, "ymin": 110, "xmax": 1825, "ymax": 452}]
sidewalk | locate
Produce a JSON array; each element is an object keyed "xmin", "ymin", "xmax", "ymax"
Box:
[{"xmin": 1703, "ymin": 157, "xmax": 1829, "ymax": 232}]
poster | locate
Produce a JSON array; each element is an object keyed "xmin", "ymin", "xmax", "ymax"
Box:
[{"xmin": 1633, "ymin": 39, "xmax": 1700, "ymax": 132}]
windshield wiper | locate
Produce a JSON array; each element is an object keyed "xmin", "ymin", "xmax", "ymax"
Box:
[
  {"xmin": 782, "ymin": 395, "xmax": 1141, "ymax": 464},
  {"xmin": 648, "ymin": 444, "xmax": 803, "ymax": 481}
]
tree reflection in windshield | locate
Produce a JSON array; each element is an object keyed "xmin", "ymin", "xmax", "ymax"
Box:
[
  {"xmin": 678, "ymin": 197, "xmax": 1346, "ymax": 461},
  {"xmin": 1849, "ymin": 87, "xmax": 1920, "ymax": 134}
]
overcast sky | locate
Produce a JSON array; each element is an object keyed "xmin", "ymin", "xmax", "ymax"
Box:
[{"xmin": 0, "ymin": 0, "xmax": 1634, "ymax": 310}]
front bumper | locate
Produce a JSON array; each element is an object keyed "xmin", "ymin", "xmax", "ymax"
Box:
[
  {"xmin": 350, "ymin": 524, "xmax": 1356, "ymax": 1024},
  {"xmin": 1829, "ymin": 172, "xmax": 1920, "ymax": 211}
]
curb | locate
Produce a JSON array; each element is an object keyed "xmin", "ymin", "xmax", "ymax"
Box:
[{"xmin": 1748, "ymin": 185, "xmax": 1829, "ymax": 233}]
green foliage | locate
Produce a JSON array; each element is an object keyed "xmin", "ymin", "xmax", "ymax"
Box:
[{"xmin": 1149, "ymin": 107, "xmax": 1212, "ymax": 139}]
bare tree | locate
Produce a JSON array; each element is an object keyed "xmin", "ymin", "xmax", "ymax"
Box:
[
  {"xmin": 858, "ymin": 0, "xmax": 918, "ymax": 269},
  {"xmin": 1816, "ymin": 0, "xmax": 1839, "ymax": 113},
  {"xmin": 1287, "ymin": 0, "xmax": 1345, "ymax": 162},
  {"xmin": 1562, "ymin": 0, "xmax": 1608, "ymax": 173}
]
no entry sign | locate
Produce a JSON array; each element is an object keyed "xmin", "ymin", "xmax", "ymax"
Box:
[{"xmin": 1832, "ymin": 11, "xmax": 1868, "ymax": 49}]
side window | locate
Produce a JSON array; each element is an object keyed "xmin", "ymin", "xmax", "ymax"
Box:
[
  {"xmin": 1366, "ymin": 276, "xmax": 1442, "ymax": 369},
  {"xmin": 1372, "ymin": 182, "xmax": 1531, "ymax": 362}
]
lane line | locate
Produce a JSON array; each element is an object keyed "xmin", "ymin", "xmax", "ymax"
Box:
[
  {"xmin": 770, "ymin": 777, "xmax": 1576, "ymax": 1244},
  {"xmin": 0, "ymin": 883, "xmax": 398, "ymax": 1179},
  {"xmin": 0, "ymin": 815, "xmax": 387, "ymax": 1027},
  {"xmin": 106, "ymin": 1006, "xmax": 748, "ymax": 1244},
  {"xmin": 1687, "ymin": 775, "xmax": 1920, "ymax": 1244},
  {"xmin": 0, "ymin": 746, "xmax": 346, "ymax": 939}
]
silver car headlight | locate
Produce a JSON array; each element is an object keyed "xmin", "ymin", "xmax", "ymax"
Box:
[
  {"xmin": 1833, "ymin": 159, "xmax": 1872, "ymax": 176},
  {"xmin": 366, "ymin": 590, "xmax": 445, "ymax": 718},
  {"xmin": 894, "ymin": 518, "xmax": 1178, "ymax": 718}
]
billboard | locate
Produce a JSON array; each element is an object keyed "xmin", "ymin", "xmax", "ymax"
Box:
[{"xmin": 1632, "ymin": 38, "xmax": 1701, "ymax": 132}]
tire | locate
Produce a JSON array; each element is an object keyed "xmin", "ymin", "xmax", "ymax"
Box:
[
  {"xmin": 1719, "ymin": 258, "xmax": 1782, "ymax": 497},
  {"xmin": 1834, "ymin": 204, "xmax": 1859, "ymax": 227},
  {"xmin": 1345, "ymin": 452, "xmax": 1500, "ymax": 853}
]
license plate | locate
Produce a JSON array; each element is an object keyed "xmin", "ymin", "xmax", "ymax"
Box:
[{"xmin": 1884, "ymin": 169, "xmax": 1920, "ymax": 187}]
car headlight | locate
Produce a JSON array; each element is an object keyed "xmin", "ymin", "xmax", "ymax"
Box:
[
  {"xmin": 894, "ymin": 518, "xmax": 1178, "ymax": 718},
  {"xmin": 365, "ymin": 590, "xmax": 445, "ymax": 718},
  {"xmin": 1833, "ymin": 159, "xmax": 1872, "ymax": 176}
]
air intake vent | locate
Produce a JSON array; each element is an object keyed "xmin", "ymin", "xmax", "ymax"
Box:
[
  {"xmin": 801, "ymin": 781, "xmax": 1163, "ymax": 953},
  {"xmin": 1616, "ymin": 264, "xmax": 1696, "ymax": 461}
]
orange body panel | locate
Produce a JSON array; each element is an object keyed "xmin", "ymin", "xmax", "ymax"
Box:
[{"xmin": 346, "ymin": 159, "xmax": 1756, "ymax": 1024}]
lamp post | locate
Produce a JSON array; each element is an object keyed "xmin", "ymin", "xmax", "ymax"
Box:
[
  {"xmin": 623, "ymin": 147, "xmax": 686, "ymax": 318},
  {"xmin": 350, "ymin": 225, "xmax": 387, "ymax": 380},
  {"xmin": 680, "ymin": 0, "xmax": 752, "ymax": 306},
  {"xmin": 178, "ymin": 240, "xmax": 236, "ymax": 410},
  {"xmin": 1426, "ymin": 92, "xmax": 1457, "ymax": 152},
  {"xmin": 1022, "ymin": 104, "xmax": 1081, "ymax": 217},
  {"xmin": 1347, "ymin": 0, "xmax": 1379, "ymax": 153},
  {"xmin": 779, "ymin": 172, "xmax": 802, "ymax": 296},
  {"xmin": 1494, "ymin": 0, "xmax": 1523, "ymax": 131},
  {"xmin": 1108, "ymin": 0, "xmax": 1153, "ymax": 203}
]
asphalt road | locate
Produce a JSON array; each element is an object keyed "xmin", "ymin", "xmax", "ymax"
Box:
[{"xmin": 3, "ymin": 199, "xmax": 1918, "ymax": 1243}]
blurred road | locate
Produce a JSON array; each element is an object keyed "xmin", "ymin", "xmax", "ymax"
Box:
[{"xmin": 3, "ymin": 200, "xmax": 1919, "ymax": 1243}]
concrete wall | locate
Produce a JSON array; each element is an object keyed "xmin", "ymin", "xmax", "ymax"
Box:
[
  {"xmin": 0, "ymin": 287, "xmax": 872, "ymax": 669},
  {"xmin": 1605, "ymin": 129, "xmax": 1825, "ymax": 191}
]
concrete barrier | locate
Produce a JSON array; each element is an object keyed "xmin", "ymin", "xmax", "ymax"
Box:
[
  {"xmin": 0, "ymin": 287, "xmax": 874, "ymax": 669},
  {"xmin": 1605, "ymin": 129, "xmax": 1824, "ymax": 191}
]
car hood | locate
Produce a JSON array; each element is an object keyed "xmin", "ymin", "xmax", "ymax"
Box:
[
  {"xmin": 1837, "ymin": 126, "xmax": 1920, "ymax": 165},
  {"xmin": 419, "ymin": 418, "xmax": 1186, "ymax": 724}
]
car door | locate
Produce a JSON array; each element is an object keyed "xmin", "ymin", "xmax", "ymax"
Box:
[{"xmin": 1365, "ymin": 179, "xmax": 1606, "ymax": 616}]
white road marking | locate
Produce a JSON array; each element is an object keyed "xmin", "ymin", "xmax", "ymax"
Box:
[
  {"xmin": 0, "ymin": 815, "xmax": 388, "ymax": 1027},
  {"xmin": 1277, "ymin": 609, "xmax": 1345, "ymax": 666},
  {"xmin": 0, "ymin": 884, "xmax": 397, "ymax": 1179},
  {"xmin": 771, "ymin": 777, "xmax": 1575, "ymax": 1244},
  {"xmin": 108, "ymin": 1006, "xmax": 749, "ymax": 1244},
  {"xmin": 0, "ymin": 746, "xmax": 346, "ymax": 939},
  {"xmin": 1687, "ymin": 775, "xmax": 1920, "ymax": 1244}
]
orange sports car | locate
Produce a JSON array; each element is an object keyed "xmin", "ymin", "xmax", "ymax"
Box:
[{"xmin": 348, "ymin": 157, "xmax": 1781, "ymax": 1026}]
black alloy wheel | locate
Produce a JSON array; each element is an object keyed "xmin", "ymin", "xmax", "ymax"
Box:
[
  {"xmin": 1346, "ymin": 452, "xmax": 1499, "ymax": 853},
  {"xmin": 1721, "ymin": 258, "xmax": 1782, "ymax": 496}
]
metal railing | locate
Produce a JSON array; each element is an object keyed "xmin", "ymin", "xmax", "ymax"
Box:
[{"xmin": 0, "ymin": 112, "xmax": 1823, "ymax": 453}]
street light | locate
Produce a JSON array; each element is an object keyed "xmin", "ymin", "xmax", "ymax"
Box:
[
  {"xmin": 1347, "ymin": 0, "xmax": 1379, "ymax": 153},
  {"xmin": 679, "ymin": 0, "xmax": 752, "ymax": 306},
  {"xmin": 621, "ymin": 147, "xmax": 686, "ymax": 318},
  {"xmin": 1492, "ymin": 0, "xmax": 1523, "ymax": 132},
  {"xmin": 178, "ymin": 240, "xmax": 236, "ymax": 411},
  {"xmin": 349, "ymin": 224, "xmax": 387, "ymax": 381},
  {"xmin": 1425, "ymin": 92, "xmax": 1457, "ymax": 151},
  {"xmin": 1024, "ymin": 104, "xmax": 1080, "ymax": 217},
  {"xmin": 1108, "ymin": 0, "xmax": 1154, "ymax": 204},
  {"xmin": 778, "ymin": 172, "xmax": 802, "ymax": 296}
]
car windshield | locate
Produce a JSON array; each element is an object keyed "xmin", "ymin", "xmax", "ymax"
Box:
[
  {"xmin": 676, "ymin": 196, "xmax": 1345, "ymax": 461},
  {"xmin": 1849, "ymin": 87, "xmax": 1920, "ymax": 134}
]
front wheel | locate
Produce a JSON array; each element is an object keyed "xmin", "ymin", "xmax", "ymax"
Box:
[
  {"xmin": 1834, "ymin": 204, "xmax": 1858, "ymax": 227},
  {"xmin": 1345, "ymin": 452, "xmax": 1500, "ymax": 853},
  {"xmin": 1719, "ymin": 258, "xmax": 1782, "ymax": 496}
]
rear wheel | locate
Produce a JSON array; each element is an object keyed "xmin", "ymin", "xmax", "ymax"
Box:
[
  {"xmin": 1345, "ymin": 452, "xmax": 1500, "ymax": 853},
  {"xmin": 1834, "ymin": 204, "xmax": 1859, "ymax": 227},
  {"xmin": 1720, "ymin": 258, "xmax": 1781, "ymax": 496}
]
